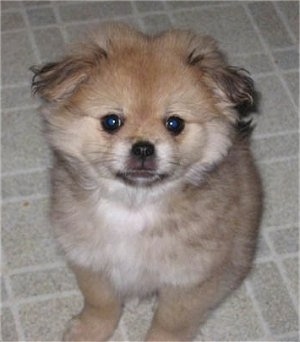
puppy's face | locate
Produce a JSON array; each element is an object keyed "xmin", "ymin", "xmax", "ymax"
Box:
[{"xmin": 32, "ymin": 24, "xmax": 254, "ymax": 188}]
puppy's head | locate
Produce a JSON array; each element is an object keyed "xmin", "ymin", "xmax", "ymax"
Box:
[{"xmin": 31, "ymin": 23, "xmax": 255, "ymax": 188}]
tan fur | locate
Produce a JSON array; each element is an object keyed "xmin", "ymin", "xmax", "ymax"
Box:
[{"xmin": 32, "ymin": 23, "xmax": 263, "ymax": 341}]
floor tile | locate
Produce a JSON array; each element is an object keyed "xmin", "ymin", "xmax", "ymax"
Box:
[
  {"xmin": 23, "ymin": 1, "xmax": 51, "ymax": 7},
  {"xmin": 282, "ymin": 257, "xmax": 298, "ymax": 300},
  {"xmin": 10, "ymin": 267, "xmax": 78, "ymax": 300},
  {"xmin": 58, "ymin": 1, "xmax": 133, "ymax": 22},
  {"xmin": 166, "ymin": 1, "xmax": 225, "ymax": 10},
  {"xmin": 2, "ymin": 199, "xmax": 62, "ymax": 270},
  {"xmin": 252, "ymin": 132, "xmax": 298, "ymax": 162},
  {"xmin": 136, "ymin": 1, "xmax": 165, "ymax": 13},
  {"xmin": 282, "ymin": 71, "xmax": 299, "ymax": 106},
  {"xmin": 253, "ymin": 75, "xmax": 297, "ymax": 136},
  {"xmin": 268, "ymin": 227, "xmax": 299, "ymax": 255},
  {"xmin": 1, "ymin": 277, "xmax": 9, "ymax": 304},
  {"xmin": 273, "ymin": 48, "xmax": 299, "ymax": 71},
  {"xmin": 1, "ymin": 11, "xmax": 26, "ymax": 31},
  {"xmin": 1, "ymin": 31, "xmax": 38, "ymax": 86},
  {"xmin": 2, "ymin": 108, "xmax": 51, "ymax": 173},
  {"xmin": 199, "ymin": 285, "xmax": 264, "ymax": 341},
  {"xmin": 2, "ymin": 169, "xmax": 50, "ymax": 199},
  {"xmin": 1, "ymin": 308, "xmax": 19, "ymax": 342},
  {"xmin": 172, "ymin": 4, "xmax": 264, "ymax": 55},
  {"xmin": 1, "ymin": 85, "xmax": 36, "ymax": 109},
  {"xmin": 1, "ymin": 1, "xmax": 21, "ymax": 10},
  {"xmin": 255, "ymin": 233, "xmax": 271, "ymax": 260},
  {"xmin": 27, "ymin": 7, "xmax": 57, "ymax": 27},
  {"xmin": 142, "ymin": 14, "xmax": 173, "ymax": 34},
  {"xmin": 260, "ymin": 159, "xmax": 298, "ymax": 228},
  {"xmin": 248, "ymin": 2, "xmax": 294, "ymax": 49},
  {"xmin": 229, "ymin": 53, "xmax": 274, "ymax": 75},
  {"xmin": 33, "ymin": 27, "xmax": 66, "ymax": 62},
  {"xmin": 248, "ymin": 262, "xmax": 298, "ymax": 335},
  {"xmin": 277, "ymin": 1, "xmax": 299, "ymax": 44},
  {"xmin": 19, "ymin": 295, "xmax": 82, "ymax": 341},
  {"xmin": 64, "ymin": 17, "xmax": 140, "ymax": 43}
]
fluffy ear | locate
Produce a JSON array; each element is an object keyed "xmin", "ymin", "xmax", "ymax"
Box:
[
  {"xmin": 185, "ymin": 35, "xmax": 255, "ymax": 111},
  {"xmin": 31, "ymin": 45, "xmax": 107, "ymax": 103}
]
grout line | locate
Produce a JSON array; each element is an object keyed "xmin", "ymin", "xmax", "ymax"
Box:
[
  {"xmin": 6, "ymin": 262, "xmax": 67, "ymax": 277},
  {"xmin": 19, "ymin": 1, "xmax": 42, "ymax": 64},
  {"xmin": 118, "ymin": 319, "xmax": 129, "ymax": 342},
  {"xmin": 262, "ymin": 231, "xmax": 298, "ymax": 312},
  {"xmin": 242, "ymin": 2, "xmax": 298, "ymax": 112},
  {"xmin": 2, "ymin": 104, "xmax": 38, "ymax": 112},
  {"xmin": 262, "ymin": 223, "xmax": 299, "ymax": 232},
  {"xmin": 1, "ymin": 83, "xmax": 31, "ymax": 89},
  {"xmin": 273, "ymin": 2, "xmax": 298, "ymax": 45},
  {"xmin": 244, "ymin": 279, "xmax": 273, "ymax": 339},
  {"xmin": 2, "ymin": 253, "xmax": 26, "ymax": 341},
  {"xmin": 1, "ymin": 166, "xmax": 49, "ymax": 177},
  {"xmin": 13, "ymin": 290, "xmax": 81, "ymax": 307},
  {"xmin": 257, "ymin": 155, "xmax": 298, "ymax": 165},
  {"xmin": 130, "ymin": 0, "xmax": 146, "ymax": 32},
  {"xmin": 255, "ymin": 252, "xmax": 299, "ymax": 264},
  {"xmin": 51, "ymin": 0, "xmax": 69, "ymax": 44},
  {"xmin": 253, "ymin": 129, "xmax": 299, "ymax": 140},
  {"xmin": 2, "ymin": 194, "xmax": 49, "ymax": 205}
]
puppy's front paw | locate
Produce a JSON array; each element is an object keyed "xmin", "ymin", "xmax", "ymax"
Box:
[{"xmin": 63, "ymin": 317, "xmax": 113, "ymax": 342}]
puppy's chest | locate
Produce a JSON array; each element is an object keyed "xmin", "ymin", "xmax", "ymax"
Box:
[{"xmin": 94, "ymin": 200, "xmax": 209, "ymax": 292}]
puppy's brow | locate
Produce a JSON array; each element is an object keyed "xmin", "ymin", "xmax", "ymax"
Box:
[{"xmin": 187, "ymin": 49, "xmax": 204, "ymax": 66}]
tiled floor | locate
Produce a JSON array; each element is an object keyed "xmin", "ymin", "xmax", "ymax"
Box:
[{"xmin": 1, "ymin": 1, "xmax": 299, "ymax": 341}]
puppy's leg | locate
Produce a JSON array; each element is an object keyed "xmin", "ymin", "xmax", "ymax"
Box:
[
  {"xmin": 64, "ymin": 265, "xmax": 122, "ymax": 341},
  {"xmin": 146, "ymin": 272, "xmax": 238, "ymax": 341}
]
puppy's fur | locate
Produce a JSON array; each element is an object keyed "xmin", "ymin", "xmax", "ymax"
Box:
[{"xmin": 32, "ymin": 23, "xmax": 263, "ymax": 341}]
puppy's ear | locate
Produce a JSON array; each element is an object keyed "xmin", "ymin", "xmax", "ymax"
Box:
[
  {"xmin": 31, "ymin": 45, "xmax": 107, "ymax": 102},
  {"xmin": 186, "ymin": 36, "xmax": 254, "ymax": 111}
]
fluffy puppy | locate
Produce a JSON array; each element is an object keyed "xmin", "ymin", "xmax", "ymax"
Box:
[{"xmin": 31, "ymin": 23, "xmax": 263, "ymax": 341}]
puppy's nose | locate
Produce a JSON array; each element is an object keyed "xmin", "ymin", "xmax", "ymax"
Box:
[{"xmin": 131, "ymin": 141, "xmax": 155, "ymax": 159}]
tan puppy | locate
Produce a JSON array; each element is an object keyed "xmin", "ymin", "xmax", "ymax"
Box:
[{"xmin": 31, "ymin": 23, "xmax": 263, "ymax": 341}]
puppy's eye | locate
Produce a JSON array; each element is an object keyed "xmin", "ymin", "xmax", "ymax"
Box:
[
  {"xmin": 101, "ymin": 114, "xmax": 123, "ymax": 133},
  {"xmin": 165, "ymin": 116, "xmax": 185, "ymax": 135}
]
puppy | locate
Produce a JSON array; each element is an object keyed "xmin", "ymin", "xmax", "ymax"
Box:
[{"xmin": 31, "ymin": 23, "xmax": 263, "ymax": 341}]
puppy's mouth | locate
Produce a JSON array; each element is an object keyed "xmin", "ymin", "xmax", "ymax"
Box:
[
  {"xmin": 116, "ymin": 169, "xmax": 168, "ymax": 186},
  {"xmin": 115, "ymin": 141, "xmax": 169, "ymax": 186}
]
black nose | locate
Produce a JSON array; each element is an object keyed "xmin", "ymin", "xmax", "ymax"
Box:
[{"xmin": 131, "ymin": 141, "xmax": 155, "ymax": 159}]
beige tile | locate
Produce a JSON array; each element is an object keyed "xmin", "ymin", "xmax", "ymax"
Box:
[
  {"xmin": 252, "ymin": 132, "xmax": 299, "ymax": 162},
  {"xmin": 10, "ymin": 267, "xmax": 78, "ymax": 300},
  {"xmin": 2, "ymin": 108, "xmax": 51, "ymax": 173},
  {"xmin": 1, "ymin": 308, "xmax": 19, "ymax": 341},
  {"xmin": 58, "ymin": 2, "xmax": 133, "ymax": 22},
  {"xmin": 200, "ymin": 285, "xmax": 263, "ymax": 341},
  {"xmin": 33, "ymin": 27, "xmax": 66, "ymax": 62},
  {"xmin": 248, "ymin": 2, "xmax": 293, "ymax": 49},
  {"xmin": 172, "ymin": 4, "xmax": 263, "ymax": 55},
  {"xmin": 2, "ymin": 170, "xmax": 50, "ymax": 199},
  {"xmin": 253, "ymin": 75, "xmax": 297, "ymax": 136},
  {"xmin": 1, "ymin": 11, "xmax": 26, "ymax": 31},
  {"xmin": 260, "ymin": 159, "xmax": 298, "ymax": 228},
  {"xmin": 2, "ymin": 31, "xmax": 38, "ymax": 86},
  {"xmin": 2, "ymin": 199, "xmax": 62, "ymax": 270},
  {"xmin": 268, "ymin": 227, "xmax": 299, "ymax": 255},
  {"xmin": 282, "ymin": 257, "xmax": 299, "ymax": 300},
  {"xmin": 19, "ymin": 295, "xmax": 83, "ymax": 341},
  {"xmin": 142, "ymin": 14, "xmax": 172, "ymax": 34},
  {"xmin": 27, "ymin": 7, "xmax": 57, "ymax": 27},
  {"xmin": 248, "ymin": 262, "xmax": 298, "ymax": 335}
]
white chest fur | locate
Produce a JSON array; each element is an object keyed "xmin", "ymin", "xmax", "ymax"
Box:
[{"xmin": 62, "ymin": 187, "xmax": 211, "ymax": 296}]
